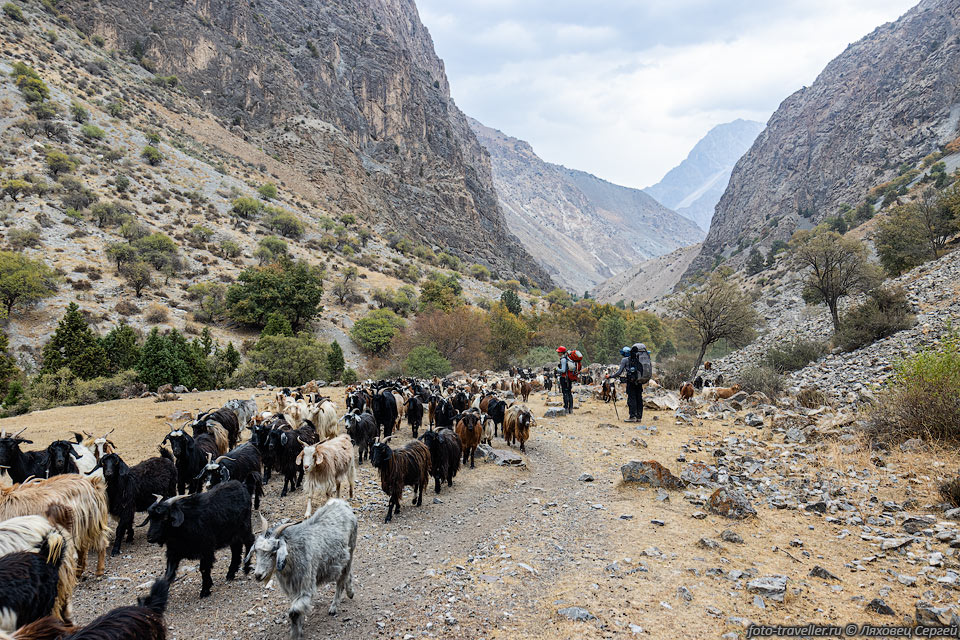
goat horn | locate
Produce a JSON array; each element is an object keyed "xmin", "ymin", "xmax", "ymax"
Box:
[
  {"xmin": 1, "ymin": 427, "xmax": 5, "ymax": 438},
  {"xmin": 12, "ymin": 427, "xmax": 27, "ymax": 439},
  {"xmin": 219, "ymin": 456, "xmax": 236, "ymax": 462},
  {"xmin": 298, "ymin": 437, "xmax": 307, "ymax": 446},
  {"xmin": 206, "ymin": 452, "xmax": 212, "ymax": 464},
  {"xmin": 273, "ymin": 521, "xmax": 296, "ymax": 537},
  {"xmin": 259, "ymin": 513, "xmax": 269, "ymax": 533}
]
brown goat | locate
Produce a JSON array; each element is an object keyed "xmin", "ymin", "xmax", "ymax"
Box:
[
  {"xmin": 679, "ymin": 382, "xmax": 695, "ymax": 401},
  {"xmin": 519, "ymin": 381, "xmax": 532, "ymax": 403},
  {"xmin": 455, "ymin": 411, "xmax": 483, "ymax": 469},
  {"xmin": 712, "ymin": 384, "xmax": 742, "ymax": 400},
  {"xmin": 503, "ymin": 404, "xmax": 533, "ymax": 453}
]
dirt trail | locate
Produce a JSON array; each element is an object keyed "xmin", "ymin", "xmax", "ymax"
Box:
[{"xmin": 2, "ymin": 388, "xmax": 956, "ymax": 639}]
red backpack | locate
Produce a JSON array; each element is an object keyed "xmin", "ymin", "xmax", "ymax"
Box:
[{"xmin": 565, "ymin": 350, "xmax": 583, "ymax": 381}]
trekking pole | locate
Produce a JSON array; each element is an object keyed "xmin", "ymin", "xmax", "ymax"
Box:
[{"xmin": 610, "ymin": 380, "xmax": 620, "ymax": 421}]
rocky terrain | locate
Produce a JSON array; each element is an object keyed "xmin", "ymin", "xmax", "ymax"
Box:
[
  {"xmin": 688, "ymin": 0, "xmax": 960, "ymax": 277},
  {"xmin": 6, "ymin": 379, "xmax": 960, "ymax": 638},
  {"xmin": 592, "ymin": 243, "xmax": 701, "ymax": 305},
  {"xmin": 56, "ymin": 0, "xmax": 551, "ymax": 286},
  {"xmin": 470, "ymin": 118, "xmax": 703, "ymax": 292},
  {"xmin": 708, "ymin": 242, "xmax": 960, "ymax": 407},
  {"xmin": 644, "ymin": 119, "xmax": 764, "ymax": 232}
]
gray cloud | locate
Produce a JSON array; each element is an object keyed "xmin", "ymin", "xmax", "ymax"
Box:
[{"xmin": 417, "ymin": 0, "xmax": 918, "ymax": 188}]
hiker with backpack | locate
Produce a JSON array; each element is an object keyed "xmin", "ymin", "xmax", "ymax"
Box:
[
  {"xmin": 608, "ymin": 343, "xmax": 653, "ymax": 423},
  {"xmin": 555, "ymin": 346, "xmax": 582, "ymax": 415}
]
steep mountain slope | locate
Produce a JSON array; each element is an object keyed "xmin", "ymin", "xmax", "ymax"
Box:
[
  {"xmin": 687, "ymin": 0, "xmax": 960, "ymax": 277},
  {"xmin": 59, "ymin": 0, "xmax": 551, "ymax": 286},
  {"xmin": 592, "ymin": 244, "xmax": 701, "ymax": 306},
  {"xmin": 644, "ymin": 119, "xmax": 764, "ymax": 231},
  {"xmin": 469, "ymin": 119, "xmax": 703, "ymax": 292}
]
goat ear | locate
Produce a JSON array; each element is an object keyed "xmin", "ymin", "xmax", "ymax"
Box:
[
  {"xmin": 276, "ymin": 539, "xmax": 288, "ymax": 571},
  {"xmin": 221, "ymin": 468, "xmax": 230, "ymax": 482},
  {"xmin": 281, "ymin": 433, "xmax": 288, "ymax": 446},
  {"xmin": 295, "ymin": 451, "xmax": 303, "ymax": 466},
  {"xmin": 170, "ymin": 505, "xmax": 185, "ymax": 528}
]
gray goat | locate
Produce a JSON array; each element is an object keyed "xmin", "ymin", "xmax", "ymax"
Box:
[
  {"xmin": 224, "ymin": 395, "xmax": 258, "ymax": 429},
  {"xmin": 248, "ymin": 498, "xmax": 357, "ymax": 640}
]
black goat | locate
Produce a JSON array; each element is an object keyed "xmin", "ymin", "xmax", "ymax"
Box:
[
  {"xmin": 418, "ymin": 428, "xmax": 461, "ymax": 494},
  {"xmin": 143, "ymin": 481, "xmax": 253, "ymax": 598},
  {"xmin": 268, "ymin": 423, "xmax": 317, "ymax": 497},
  {"xmin": 247, "ymin": 418, "xmax": 281, "ymax": 485},
  {"xmin": 485, "ymin": 398, "xmax": 507, "ymax": 438},
  {"xmin": 0, "ymin": 531, "xmax": 64, "ymax": 631},
  {"xmin": 344, "ymin": 411, "xmax": 378, "ymax": 465},
  {"xmin": 451, "ymin": 390, "xmax": 469, "ymax": 413},
  {"xmin": 193, "ymin": 407, "xmax": 241, "ymax": 450},
  {"xmin": 55, "ymin": 577, "xmax": 169, "ymax": 639},
  {"xmin": 370, "ymin": 439, "xmax": 431, "ymax": 523},
  {"xmin": 0, "ymin": 430, "xmax": 47, "ymax": 484},
  {"xmin": 197, "ymin": 443, "xmax": 263, "ymax": 509},
  {"xmin": 162, "ymin": 426, "xmax": 220, "ymax": 495},
  {"xmin": 371, "ymin": 391, "xmax": 398, "ymax": 438},
  {"xmin": 44, "ymin": 440, "xmax": 81, "ymax": 478},
  {"xmin": 434, "ymin": 398, "xmax": 457, "ymax": 429},
  {"xmin": 90, "ymin": 451, "xmax": 177, "ymax": 556},
  {"xmin": 405, "ymin": 397, "xmax": 424, "ymax": 438}
]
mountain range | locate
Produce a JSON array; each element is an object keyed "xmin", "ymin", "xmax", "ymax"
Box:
[
  {"xmin": 469, "ymin": 119, "xmax": 704, "ymax": 292},
  {"xmin": 644, "ymin": 119, "xmax": 765, "ymax": 231}
]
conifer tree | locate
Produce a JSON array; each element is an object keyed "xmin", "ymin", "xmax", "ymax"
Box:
[
  {"xmin": 102, "ymin": 322, "xmax": 141, "ymax": 373},
  {"xmin": 41, "ymin": 302, "xmax": 110, "ymax": 379},
  {"xmin": 327, "ymin": 340, "xmax": 345, "ymax": 379}
]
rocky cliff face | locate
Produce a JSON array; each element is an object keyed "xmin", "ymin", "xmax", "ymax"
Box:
[
  {"xmin": 644, "ymin": 119, "xmax": 764, "ymax": 231},
  {"xmin": 688, "ymin": 0, "xmax": 960, "ymax": 277},
  {"xmin": 470, "ymin": 119, "xmax": 703, "ymax": 292},
  {"xmin": 60, "ymin": 0, "xmax": 550, "ymax": 286}
]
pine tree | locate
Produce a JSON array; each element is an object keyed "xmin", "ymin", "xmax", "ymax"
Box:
[
  {"xmin": 500, "ymin": 289, "xmax": 522, "ymax": 315},
  {"xmin": 102, "ymin": 322, "xmax": 141, "ymax": 373},
  {"xmin": 41, "ymin": 302, "xmax": 110, "ymax": 380},
  {"xmin": 137, "ymin": 328, "xmax": 183, "ymax": 390},
  {"xmin": 327, "ymin": 340, "xmax": 345, "ymax": 379},
  {"xmin": 0, "ymin": 329, "xmax": 19, "ymax": 396}
]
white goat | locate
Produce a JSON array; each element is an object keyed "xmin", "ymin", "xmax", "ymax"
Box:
[{"xmin": 296, "ymin": 435, "xmax": 355, "ymax": 517}]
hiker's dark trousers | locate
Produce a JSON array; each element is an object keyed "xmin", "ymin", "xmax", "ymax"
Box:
[
  {"xmin": 559, "ymin": 377, "xmax": 573, "ymax": 413},
  {"xmin": 626, "ymin": 382, "xmax": 643, "ymax": 420}
]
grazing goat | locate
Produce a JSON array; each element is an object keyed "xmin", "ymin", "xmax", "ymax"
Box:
[
  {"xmin": 371, "ymin": 391, "xmax": 398, "ymax": 438},
  {"xmin": 162, "ymin": 426, "xmax": 221, "ymax": 495},
  {"xmin": 223, "ymin": 396, "xmax": 258, "ymax": 430},
  {"xmin": 0, "ymin": 475, "xmax": 109, "ymax": 578},
  {"xmin": 370, "ymin": 440, "xmax": 430, "ymax": 523},
  {"xmin": 419, "ymin": 428, "xmax": 461, "ymax": 493},
  {"xmin": 43, "ymin": 441, "xmax": 81, "ymax": 479},
  {"xmin": 503, "ymin": 405, "xmax": 533, "ymax": 453},
  {"xmin": 297, "ymin": 435, "xmax": 355, "ymax": 517},
  {"xmin": 693, "ymin": 375, "xmax": 704, "ymax": 390},
  {"xmin": 0, "ymin": 505, "xmax": 76, "ymax": 624},
  {"xmin": 269, "ymin": 424, "xmax": 317, "ymax": 497},
  {"xmin": 0, "ymin": 430, "xmax": 47, "ymax": 484},
  {"xmin": 405, "ymin": 397, "xmax": 424, "ymax": 438},
  {"xmin": 193, "ymin": 408, "xmax": 239, "ymax": 452},
  {"xmin": 0, "ymin": 534, "xmax": 64, "ymax": 633},
  {"xmin": 454, "ymin": 411, "xmax": 482, "ymax": 469},
  {"xmin": 712, "ymin": 384, "xmax": 742, "ymax": 400},
  {"xmin": 250, "ymin": 500, "xmax": 357, "ymax": 640},
  {"xmin": 519, "ymin": 380, "xmax": 532, "ymax": 403},
  {"xmin": 197, "ymin": 443, "xmax": 263, "ymax": 509},
  {"xmin": 143, "ymin": 481, "xmax": 253, "ymax": 598},
  {"xmin": 344, "ymin": 411, "xmax": 377, "ymax": 465},
  {"xmin": 680, "ymin": 382, "xmax": 695, "ymax": 401},
  {"xmin": 90, "ymin": 452, "xmax": 177, "ymax": 556}
]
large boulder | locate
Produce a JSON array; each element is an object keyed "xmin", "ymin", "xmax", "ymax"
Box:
[
  {"xmin": 644, "ymin": 391, "xmax": 679, "ymax": 411},
  {"xmin": 708, "ymin": 487, "xmax": 757, "ymax": 519},
  {"xmin": 621, "ymin": 460, "xmax": 684, "ymax": 489},
  {"xmin": 747, "ymin": 575, "xmax": 787, "ymax": 603}
]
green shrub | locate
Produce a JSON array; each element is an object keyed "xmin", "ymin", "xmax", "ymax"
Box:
[
  {"xmin": 327, "ymin": 340, "xmax": 345, "ymax": 379},
  {"xmin": 141, "ymin": 145, "xmax": 162, "ymax": 165},
  {"xmin": 106, "ymin": 100, "xmax": 125, "ymax": 118},
  {"xmin": 835, "ymin": 286, "xmax": 915, "ymax": 352},
  {"xmin": 81, "ymin": 124, "xmax": 106, "ymax": 140},
  {"xmin": 91, "ymin": 34, "xmax": 105, "ymax": 47},
  {"xmin": 658, "ymin": 355, "xmax": 696, "ymax": 390},
  {"xmin": 404, "ymin": 346, "xmax": 451, "ymax": 378},
  {"xmin": 866, "ymin": 331, "xmax": 960, "ymax": 444},
  {"xmin": 763, "ymin": 338, "xmax": 827, "ymax": 373},
  {"xmin": 265, "ymin": 209, "xmax": 304, "ymax": 238},
  {"xmin": 350, "ymin": 311, "xmax": 400, "ymax": 354},
  {"xmin": 3, "ymin": 3, "xmax": 26, "ymax": 22},
  {"xmin": 469, "ymin": 264, "xmax": 490, "ymax": 281},
  {"xmin": 45, "ymin": 151, "xmax": 75, "ymax": 176},
  {"xmin": 190, "ymin": 224, "xmax": 213, "ymax": 242},
  {"xmin": 70, "ymin": 102, "xmax": 89, "ymax": 123},
  {"xmin": 231, "ymin": 196, "xmax": 262, "ymax": 219},
  {"xmin": 231, "ymin": 333, "xmax": 329, "ymax": 388},
  {"xmin": 1, "ymin": 179, "xmax": 32, "ymax": 201},
  {"xmin": 519, "ymin": 346, "xmax": 558, "ymax": 369},
  {"xmin": 226, "ymin": 260, "xmax": 324, "ymax": 330},
  {"xmin": 145, "ymin": 131, "xmax": 161, "ymax": 144},
  {"xmin": 257, "ymin": 182, "xmax": 278, "ymax": 200},
  {"xmin": 220, "ymin": 239, "xmax": 241, "ymax": 258},
  {"xmin": 341, "ymin": 368, "xmax": 359, "ymax": 385},
  {"xmin": 115, "ymin": 174, "xmax": 131, "ymax": 193},
  {"xmin": 8, "ymin": 227, "xmax": 42, "ymax": 249},
  {"xmin": 737, "ymin": 365, "xmax": 785, "ymax": 399}
]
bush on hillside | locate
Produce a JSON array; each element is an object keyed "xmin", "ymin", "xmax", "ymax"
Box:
[
  {"xmin": 835, "ymin": 286, "xmax": 915, "ymax": 352},
  {"xmin": 656, "ymin": 355, "xmax": 697, "ymax": 390},
  {"xmin": 763, "ymin": 338, "xmax": 827, "ymax": 373},
  {"xmin": 737, "ymin": 365, "xmax": 785, "ymax": 399},
  {"xmin": 231, "ymin": 333, "xmax": 329, "ymax": 388},
  {"xmin": 865, "ymin": 331, "xmax": 960, "ymax": 445},
  {"xmin": 404, "ymin": 346, "xmax": 451, "ymax": 379}
]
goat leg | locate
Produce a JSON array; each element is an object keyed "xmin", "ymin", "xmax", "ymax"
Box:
[
  {"xmin": 226, "ymin": 541, "xmax": 242, "ymax": 581},
  {"xmin": 199, "ymin": 553, "xmax": 214, "ymax": 597},
  {"xmin": 163, "ymin": 556, "xmax": 181, "ymax": 583}
]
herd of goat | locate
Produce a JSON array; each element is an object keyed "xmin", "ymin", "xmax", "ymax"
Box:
[{"xmin": 0, "ymin": 374, "xmax": 541, "ymax": 640}]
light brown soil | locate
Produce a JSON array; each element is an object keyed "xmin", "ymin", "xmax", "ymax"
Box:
[{"xmin": 1, "ymin": 389, "xmax": 956, "ymax": 639}]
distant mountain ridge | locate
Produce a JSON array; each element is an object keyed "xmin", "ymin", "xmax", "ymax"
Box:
[
  {"xmin": 644, "ymin": 119, "xmax": 765, "ymax": 231},
  {"xmin": 469, "ymin": 119, "xmax": 704, "ymax": 292},
  {"xmin": 687, "ymin": 0, "xmax": 960, "ymax": 277}
]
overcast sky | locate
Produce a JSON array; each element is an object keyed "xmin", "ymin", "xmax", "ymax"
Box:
[{"xmin": 416, "ymin": 0, "xmax": 918, "ymax": 189}]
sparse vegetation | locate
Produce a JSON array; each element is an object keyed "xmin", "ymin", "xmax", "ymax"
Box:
[
  {"xmin": 835, "ymin": 286, "xmax": 915, "ymax": 352},
  {"xmin": 737, "ymin": 365, "xmax": 785, "ymax": 399},
  {"xmin": 141, "ymin": 145, "xmax": 163, "ymax": 165},
  {"xmin": 0, "ymin": 251, "xmax": 57, "ymax": 318},
  {"xmin": 3, "ymin": 2, "xmax": 26, "ymax": 22},
  {"xmin": 764, "ymin": 338, "xmax": 827, "ymax": 373},
  {"xmin": 257, "ymin": 182, "xmax": 278, "ymax": 200}
]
